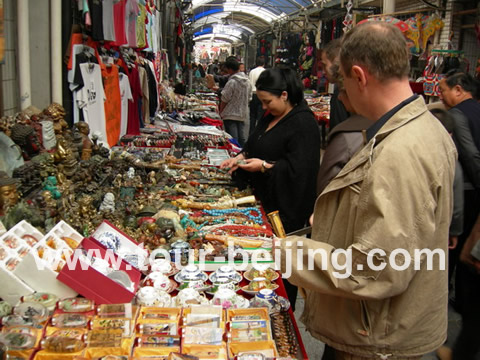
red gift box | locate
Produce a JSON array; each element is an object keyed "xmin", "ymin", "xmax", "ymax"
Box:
[{"xmin": 56, "ymin": 221, "xmax": 147, "ymax": 304}]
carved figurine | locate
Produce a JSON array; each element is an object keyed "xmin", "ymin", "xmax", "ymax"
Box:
[
  {"xmin": 43, "ymin": 176, "xmax": 61, "ymax": 199},
  {"xmin": 99, "ymin": 192, "xmax": 115, "ymax": 212},
  {"xmin": 0, "ymin": 171, "xmax": 20, "ymax": 216},
  {"xmin": 74, "ymin": 122, "xmax": 93, "ymax": 161}
]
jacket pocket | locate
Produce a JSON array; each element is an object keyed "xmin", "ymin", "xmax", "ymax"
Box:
[{"xmin": 358, "ymin": 300, "xmax": 372, "ymax": 337}]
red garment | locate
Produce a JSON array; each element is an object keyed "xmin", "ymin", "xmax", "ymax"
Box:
[
  {"xmin": 101, "ymin": 64, "xmax": 122, "ymax": 147},
  {"xmin": 126, "ymin": 65, "xmax": 142, "ymax": 135},
  {"xmin": 200, "ymin": 117, "xmax": 223, "ymax": 127},
  {"xmin": 67, "ymin": 33, "xmax": 100, "ymax": 70},
  {"xmin": 113, "ymin": 0, "xmax": 128, "ymax": 46}
]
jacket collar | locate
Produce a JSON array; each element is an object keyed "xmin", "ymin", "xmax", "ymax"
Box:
[{"xmin": 321, "ymin": 96, "xmax": 429, "ymax": 194}]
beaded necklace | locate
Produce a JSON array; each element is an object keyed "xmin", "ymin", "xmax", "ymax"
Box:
[
  {"xmin": 213, "ymin": 224, "xmax": 274, "ymax": 237},
  {"xmin": 203, "ymin": 207, "xmax": 263, "ymax": 224}
]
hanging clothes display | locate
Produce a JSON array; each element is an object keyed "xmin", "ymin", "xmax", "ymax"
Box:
[
  {"xmin": 101, "ymin": 64, "xmax": 122, "ymax": 147},
  {"xmin": 126, "ymin": 0, "xmax": 140, "ymax": 48},
  {"xmin": 119, "ymin": 73, "xmax": 133, "ymax": 138},
  {"xmin": 113, "ymin": 0, "xmax": 128, "ymax": 46},
  {"xmin": 136, "ymin": 0, "xmax": 148, "ymax": 49},
  {"xmin": 88, "ymin": 0, "xmax": 104, "ymax": 41},
  {"xmin": 102, "ymin": 0, "xmax": 116, "ymax": 42},
  {"xmin": 138, "ymin": 64, "xmax": 150, "ymax": 126},
  {"xmin": 126, "ymin": 64, "xmax": 142, "ymax": 135},
  {"xmin": 77, "ymin": 62, "xmax": 108, "ymax": 148}
]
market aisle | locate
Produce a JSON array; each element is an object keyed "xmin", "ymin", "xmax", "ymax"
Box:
[{"xmin": 293, "ymin": 294, "xmax": 473, "ymax": 360}]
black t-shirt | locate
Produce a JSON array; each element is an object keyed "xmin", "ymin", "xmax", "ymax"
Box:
[{"xmin": 88, "ymin": 0, "xmax": 104, "ymax": 41}]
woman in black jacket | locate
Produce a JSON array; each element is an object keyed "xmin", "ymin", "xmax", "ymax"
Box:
[{"xmin": 220, "ymin": 68, "xmax": 321, "ymax": 308}]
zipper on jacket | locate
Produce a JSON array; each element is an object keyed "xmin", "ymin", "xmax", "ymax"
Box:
[{"xmin": 358, "ymin": 300, "xmax": 371, "ymax": 337}]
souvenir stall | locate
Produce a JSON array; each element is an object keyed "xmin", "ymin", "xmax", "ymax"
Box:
[{"xmin": 0, "ymin": 98, "xmax": 308, "ymax": 359}]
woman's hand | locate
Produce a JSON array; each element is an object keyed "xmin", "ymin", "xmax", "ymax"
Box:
[
  {"xmin": 220, "ymin": 154, "xmax": 245, "ymax": 174},
  {"xmin": 237, "ymin": 158, "xmax": 272, "ymax": 173}
]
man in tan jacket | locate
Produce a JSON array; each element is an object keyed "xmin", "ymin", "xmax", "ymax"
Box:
[{"xmin": 279, "ymin": 23, "xmax": 457, "ymax": 359}]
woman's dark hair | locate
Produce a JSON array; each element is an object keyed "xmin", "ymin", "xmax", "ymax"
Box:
[
  {"xmin": 255, "ymin": 68, "xmax": 304, "ymax": 106},
  {"xmin": 430, "ymin": 108, "xmax": 455, "ymax": 133},
  {"xmin": 445, "ymin": 70, "xmax": 480, "ymax": 100}
]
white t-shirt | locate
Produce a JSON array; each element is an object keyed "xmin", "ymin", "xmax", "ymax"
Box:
[
  {"xmin": 119, "ymin": 73, "xmax": 133, "ymax": 138},
  {"xmin": 77, "ymin": 63, "xmax": 109, "ymax": 148},
  {"xmin": 102, "ymin": 0, "xmax": 116, "ymax": 42},
  {"xmin": 248, "ymin": 66, "xmax": 265, "ymax": 93}
]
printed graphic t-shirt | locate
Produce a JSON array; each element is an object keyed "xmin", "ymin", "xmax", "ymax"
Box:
[
  {"xmin": 77, "ymin": 63, "xmax": 108, "ymax": 148},
  {"xmin": 119, "ymin": 73, "xmax": 133, "ymax": 137}
]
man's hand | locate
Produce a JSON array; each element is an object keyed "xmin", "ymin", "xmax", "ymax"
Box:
[{"xmin": 448, "ymin": 236, "xmax": 458, "ymax": 250}]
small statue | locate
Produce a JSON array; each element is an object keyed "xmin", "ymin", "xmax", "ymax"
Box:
[
  {"xmin": 99, "ymin": 192, "xmax": 115, "ymax": 212},
  {"xmin": 0, "ymin": 171, "xmax": 20, "ymax": 217},
  {"xmin": 43, "ymin": 176, "xmax": 61, "ymax": 199},
  {"xmin": 147, "ymin": 171, "xmax": 157, "ymax": 185},
  {"xmin": 74, "ymin": 122, "xmax": 93, "ymax": 161},
  {"xmin": 126, "ymin": 167, "xmax": 135, "ymax": 179},
  {"xmin": 10, "ymin": 123, "xmax": 41, "ymax": 160}
]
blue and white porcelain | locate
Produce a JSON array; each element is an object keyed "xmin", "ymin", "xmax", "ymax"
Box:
[{"xmin": 209, "ymin": 265, "xmax": 242, "ymax": 284}]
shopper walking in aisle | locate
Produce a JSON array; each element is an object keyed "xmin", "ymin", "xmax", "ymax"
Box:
[
  {"xmin": 435, "ymin": 72, "xmax": 480, "ymax": 360},
  {"xmin": 279, "ymin": 22, "xmax": 456, "ymax": 360},
  {"xmin": 321, "ymin": 39, "xmax": 349, "ymax": 131},
  {"xmin": 220, "ymin": 67, "xmax": 320, "ymax": 310},
  {"xmin": 219, "ymin": 57, "xmax": 252, "ymax": 147},
  {"xmin": 439, "ymin": 214, "xmax": 480, "ymax": 360},
  {"xmin": 315, "ymin": 63, "xmax": 373, "ymax": 196},
  {"xmin": 248, "ymin": 56, "xmax": 266, "ymax": 135},
  {"xmin": 438, "ymin": 72, "xmax": 480, "ymax": 305}
]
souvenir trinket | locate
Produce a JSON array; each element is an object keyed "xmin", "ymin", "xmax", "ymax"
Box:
[
  {"xmin": 90, "ymin": 318, "xmax": 131, "ymax": 336},
  {"xmin": 1, "ymin": 314, "xmax": 35, "ymax": 327},
  {"xmin": 244, "ymin": 267, "xmax": 279, "ymax": 282},
  {"xmin": 174, "ymin": 264, "xmax": 207, "ymax": 283},
  {"xmin": 211, "ymin": 289, "xmax": 249, "ymax": 309},
  {"xmin": 21, "ymin": 234, "xmax": 39, "ymax": 247},
  {"xmin": 22, "ymin": 292, "xmax": 58, "ymax": 309},
  {"xmin": 13, "ymin": 302, "xmax": 48, "ymax": 323},
  {"xmin": 137, "ymin": 323, "xmax": 178, "ymax": 336},
  {"xmin": 58, "ymin": 297, "xmax": 95, "ymax": 313},
  {"xmin": 51, "ymin": 313, "xmax": 88, "ymax": 328},
  {"xmin": 3, "ymin": 236, "xmax": 19, "ymax": 249},
  {"xmin": 137, "ymin": 335, "xmax": 180, "ymax": 347},
  {"xmin": 1, "ymin": 331, "xmax": 36, "ymax": 350},
  {"xmin": 242, "ymin": 278, "xmax": 279, "ymax": 295},
  {"xmin": 136, "ymin": 287, "xmax": 171, "ymax": 307},
  {"xmin": 175, "ymin": 288, "xmax": 209, "ymax": 307},
  {"xmin": 96, "ymin": 303, "xmax": 133, "ymax": 318},
  {"xmin": 0, "ymin": 301, "xmax": 12, "ymax": 317},
  {"xmin": 0, "ymin": 246, "xmax": 8, "ymax": 261},
  {"xmin": 50, "ymin": 328, "xmax": 85, "ymax": 340},
  {"xmin": 209, "ymin": 265, "xmax": 242, "ymax": 283},
  {"xmin": 85, "ymin": 330, "xmax": 123, "ymax": 348},
  {"xmin": 4, "ymin": 257, "xmax": 20, "ymax": 271},
  {"xmin": 41, "ymin": 336, "xmax": 86, "ymax": 353}
]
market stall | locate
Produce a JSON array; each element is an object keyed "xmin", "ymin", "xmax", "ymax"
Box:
[{"xmin": 0, "ymin": 97, "xmax": 309, "ymax": 359}]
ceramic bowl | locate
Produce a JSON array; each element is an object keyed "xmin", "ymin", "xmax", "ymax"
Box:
[
  {"xmin": 244, "ymin": 266, "xmax": 279, "ymax": 282},
  {"xmin": 136, "ymin": 286, "xmax": 172, "ymax": 307},
  {"xmin": 175, "ymin": 288, "xmax": 209, "ymax": 307},
  {"xmin": 177, "ymin": 279, "xmax": 209, "ymax": 292},
  {"xmin": 174, "ymin": 264, "xmax": 208, "ymax": 282},
  {"xmin": 150, "ymin": 259, "xmax": 179, "ymax": 276},
  {"xmin": 209, "ymin": 265, "xmax": 242, "ymax": 284},
  {"xmin": 148, "ymin": 272, "xmax": 170, "ymax": 289},
  {"xmin": 211, "ymin": 289, "xmax": 249, "ymax": 309},
  {"xmin": 207, "ymin": 277, "xmax": 238, "ymax": 295},
  {"xmin": 241, "ymin": 277, "xmax": 279, "ymax": 295}
]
